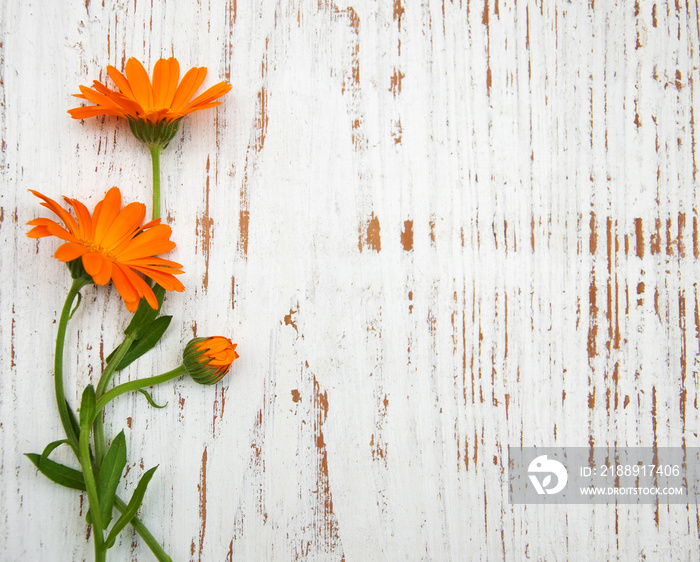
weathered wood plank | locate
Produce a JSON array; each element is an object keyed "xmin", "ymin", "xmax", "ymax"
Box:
[{"xmin": 1, "ymin": 0, "xmax": 699, "ymax": 560}]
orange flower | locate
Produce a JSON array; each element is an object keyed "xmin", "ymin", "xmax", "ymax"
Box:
[
  {"xmin": 69, "ymin": 57, "xmax": 231, "ymax": 123},
  {"xmin": 183, "ymin": 337, "xmax": 239, "ymax": 385},
  {"xmin": 27, "ymin": 187, "xmax": 184, "ymax": 312}
]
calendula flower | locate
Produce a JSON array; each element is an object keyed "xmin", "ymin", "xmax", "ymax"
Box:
[
  {"xmin": 68, "ymin": 57, "xmax": 231, "ymax": 148},
  {"xmin": 183, "ymin": 337, "xmax": 239, "ymax": 385},
  {"xmin": 27, "ymin": 187, "xmax": 184, "ymax": 312}
]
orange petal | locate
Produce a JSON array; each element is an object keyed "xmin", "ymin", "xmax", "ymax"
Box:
[
  {"xmin": 131, "ymin": 267, "xmax": 185, "ymax": 292},
  {"xmin": 186, "ymin": 81, "xmax": 231, "ymax": 110},
  {"xmin": 55, "ymin": 242, "xmax": 88, "ymax": 262},
  {"xmin": 100, "ymin": 201, "xmax": 146, "ymax": 250},
  {"xmin": 171, "ymin": 67, "xmax": 207, "ymax": 112},
  {"xmin": 82, "ymin": 251, "xmax": 103, "ymax": 275},
  {"xmin": 107, "ymin": 65, "xmax": 135, "ymax": 99},
  {"xmin": 120, "ymin": 264, "xmax": 159, "ymax": 309},
  {"xmin": 204, "ymin": 336, "xmax": 232, "ymax": 354},
  {"xmin": 29, "ymin": 190, "xmax": 80, "ymax": 235},
  {"xmin": 115, "ymin": 223, "xmax": 175, "ymax": 260},
  {"xmin": 124, "ymin": 297, "xmax": 140, "ymax": 313},
  {"xmin": 68, "ymin": 106, "xmax": 123, "ymax": 119},
  {"xmin": 43, "ymin": 221, "xmax": 79, "ymax": 243},
  {"xmin": 180, "ymin": 101, "xmax": 224, "ymax": 116},
  {"xmin": 111, "ymin": 264, "xmax": 139, "ymax": 306},
  {"xmin": 92, "ymin": 258, "xmax": 113, "ymax": 285},
  {"xmin": 77, "ymin": 84, "xmax": 122, "ymax": 112},
  {"xmin": 101, "ymin": 89, "xmax": 145, "ymax": 117},
  {"xmin": 125, "ymin": 58, "xmax": 154, "ymax": 112},
  {"xmin": 152, "ymin": 58, "xmax": 180, "ymax": 110},
  {"xmin": 126, "ymin": 255, "xmax": 183, "ymax": 269},
  {"xmin": 27, "ymin": 217, "xmax": 62, "ymax": 238},
  {"xmin": 92, "ymin": 187, "xmax": 122, "ymax": 245},
  {"xmin": 27, "ymin": 224, "xmax": 51, "ymax": 238},
  {"xmin": 66, "ymin": 198, "xmax": 93, "ymax": 239}
]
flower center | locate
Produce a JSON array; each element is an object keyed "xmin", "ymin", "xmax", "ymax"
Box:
[{"xmin": 83, "ymin": 240, "xmax": 116, "ymax": 260}]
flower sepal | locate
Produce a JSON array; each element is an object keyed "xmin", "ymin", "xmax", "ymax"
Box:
[{"xmin": 128, "ymin": 117, "xmax": 182, "ymax": 149}]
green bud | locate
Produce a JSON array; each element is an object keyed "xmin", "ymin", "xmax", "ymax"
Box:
[{"xmin": 183, "ymin": 337, "xmax": 239, "ymax": 385}]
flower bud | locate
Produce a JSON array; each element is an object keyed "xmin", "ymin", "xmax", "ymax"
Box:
[{"xmin": 183, "ymin": 336, "xmax": 239, "ymax": 385}]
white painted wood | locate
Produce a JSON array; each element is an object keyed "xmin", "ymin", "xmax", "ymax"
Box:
[{"xmin": 2, "ymin": 0, "xmax": 700, "ymax": 559}]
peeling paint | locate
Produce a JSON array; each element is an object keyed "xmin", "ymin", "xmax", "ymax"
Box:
[
  {"xmin": 401, "ymin": 220, "xmax": 413, "ymax": 251},
  {"xmin": 358, "ymin": 213, "xmax": 381, "ymax": 252}
]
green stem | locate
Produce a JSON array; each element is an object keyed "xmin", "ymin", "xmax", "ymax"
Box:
[
  {"xmin": 55, "ymin": 278, "xmax": 90, "ymax": 448},
  {"xmin": 96, "ymin": 336, "xmax": 136, "ymax": 398},
  {"xmin": 96, "ymin": 366, "xmax": 186, "ymax": 414},
  {"xmin": 149, "ymin": 144, "xmax": 161, "ymax": 220},
  {"xmin": 93, "ymin": 335, "xmax": 136, "ymax": 470},
  {"xmin": 78, "ymin": 423, "xmax": 106, "ymax": 561},
  {"xmin": 115, "ymin": 496, "xmax": 171, "ymax": 562},
  {"xmin": 52, "ymin": 270, "xmax": 171, "ymax": 560}
]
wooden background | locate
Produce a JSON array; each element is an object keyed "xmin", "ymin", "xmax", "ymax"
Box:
[{"xmin": 2, "ymin": 0, "xmax": 700, "ymax": 560}]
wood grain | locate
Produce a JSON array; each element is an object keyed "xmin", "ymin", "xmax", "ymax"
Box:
[{"xmin": 2, "ymin": 0, "xmax": 700, "ymax": 560}]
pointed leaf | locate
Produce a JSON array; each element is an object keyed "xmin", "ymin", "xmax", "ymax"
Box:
[
  {"xmin": 105, "ymin": 466, "xmax": 158, "ymax": 548},
  {"xmin": 98, "ymin": 431, "xmax": 127, "ymax": 526},
  {"xmin": 79, "ymin": 385, "xmax": 96, "ymax": 428},
  {"xmin": 26, "ymin": 453, "xmax": 86, "ymax": 491},
  {"xmin": 116, "ymin": 316, "xmax": 172, "ymax": 370},
  {"xmin": 105, "ymin": 315, "xmax": 172, "ymax": 372}
]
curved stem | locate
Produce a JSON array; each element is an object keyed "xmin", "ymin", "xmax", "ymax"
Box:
[
  {"xmin": 96, "ymin": 366, "xmax": 186, "ymax": 414},
  {"xmin": 149, "ymin": 145, "xmax": 161, "ymax": 220},
  {"xmin": 55, "ymin": 279, "xmax": 89, "ymax": 448},
  {"xmin": 52, "ymin": 275, "xmax": 172, "ymax": 560}
]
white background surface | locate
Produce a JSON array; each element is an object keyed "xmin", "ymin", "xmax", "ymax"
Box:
[{"xmin": 2, "ymin": 0, "xmax": 700, "ymax": 560}]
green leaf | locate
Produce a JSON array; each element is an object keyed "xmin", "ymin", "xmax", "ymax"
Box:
[
  {"xmin": 106, "ymin": 315, "xmax": 173, "ymax": 372},
  {"xmin": 79, "ymin": 385, "xmax": 96, "ymax": 429},
  {"xmin": 98, "ymin": 431, "xmax": 127, "ymax": 526},
  {"xmin": 40, "ymin": 439, "xmax": 73, "ymax": 462},
  {"xmin": 124, "ymin": 285, "xmax": 166, "ymax": 338},
  {"xmin": 116, "ymin": 316, "xmax": 172, "ymax": 371},
  {"xmin": 137, "ymin": 389, "xmax": 168, "ymax": 409},
  {"xmin": 66, "ymin": 401, "xmax": 81, "ymax": 443},
  {"xmin": 105, "ymin": 466, "xmax": 158, "ymax": 549},
  {"xmin": 26, "ymin": 453, "xmax": 86, "ymax": 491}
]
